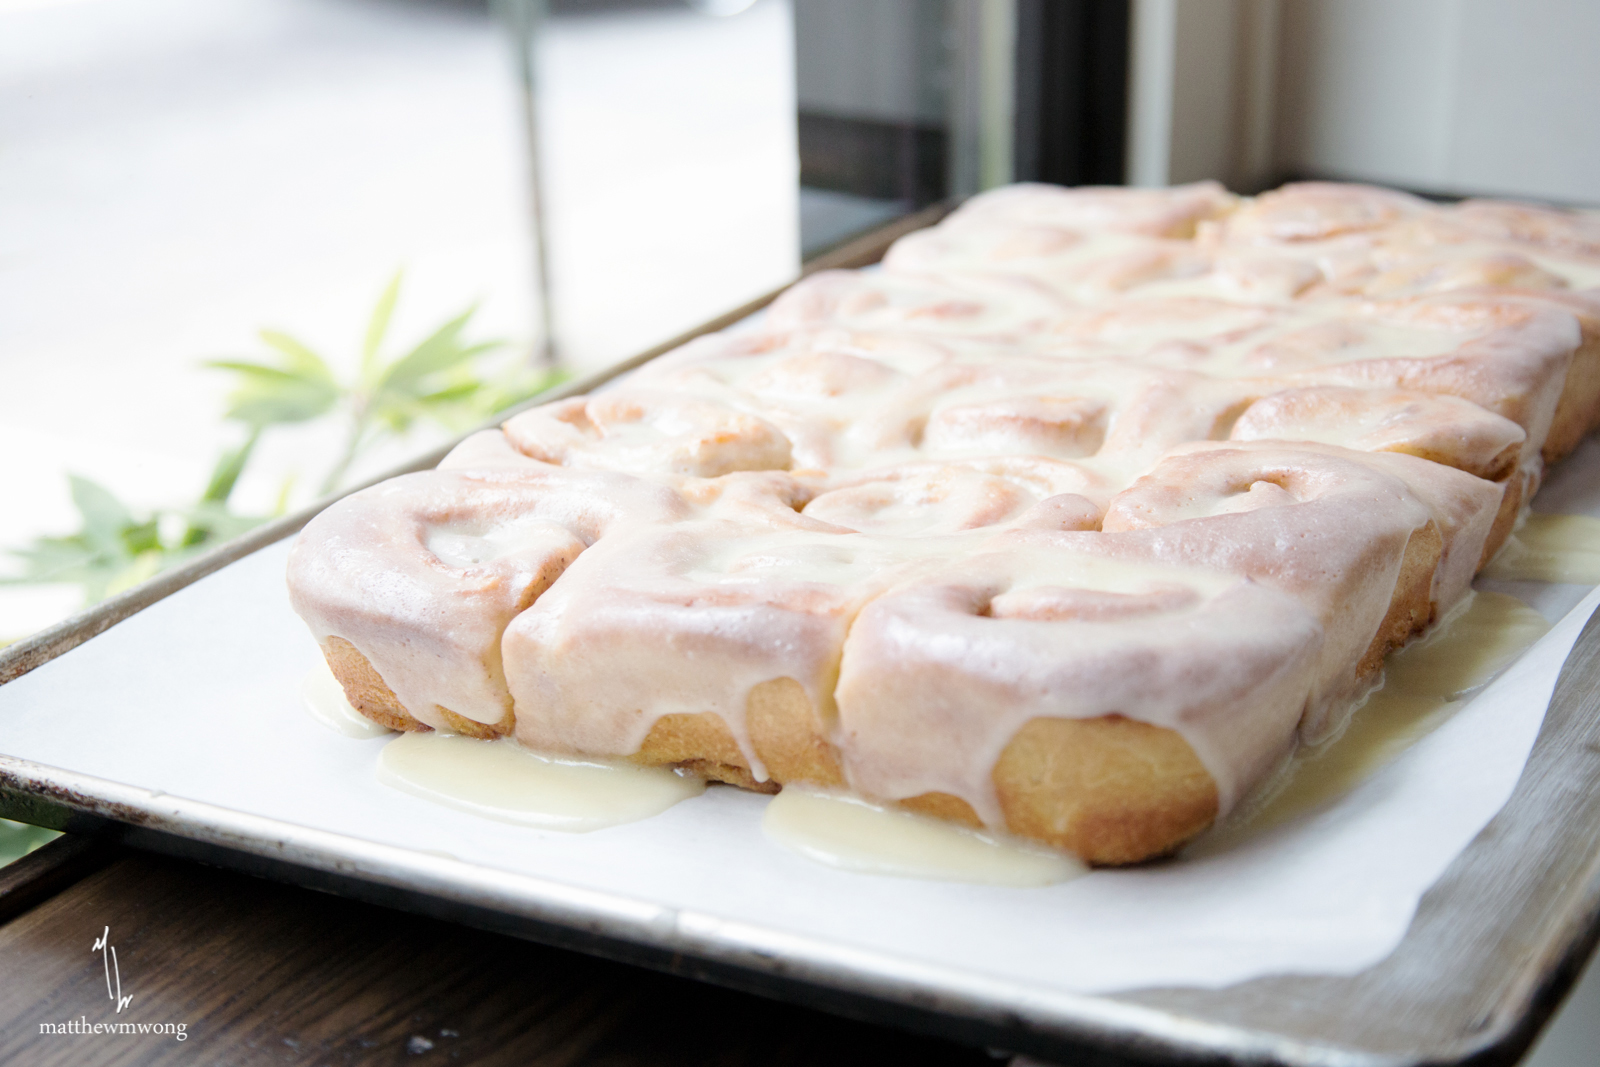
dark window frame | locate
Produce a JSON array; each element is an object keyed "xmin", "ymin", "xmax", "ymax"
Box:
[{"xmin": 1013, "ymin": 0, "xmax": 1130, "ymax": 188}]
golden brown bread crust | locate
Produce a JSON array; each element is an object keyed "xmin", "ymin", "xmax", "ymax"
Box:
[
  {"xmin": 315, "ymin": 297, "xmax": 1600, "ymax": 870},
  {"xmin": 631, "ymin": 712, "xmax": 777, "ymax": 792},
  {"xmin": 899, "ymin": 717, "xmax": 1220, "ymax": 865},
  {"xmin": 621, "ymin": 515, "xmax": 1446, "ymax": 864},
  {"xmin": 746, "ymin": 678, "xmax": 847, "ymax": 787},
  {"xmin": 323, "ymin": 636, "xmax": 512, "ymax": 739},
  {"xmin": 439, "ymin": 707, "xmax": 515, "ymax": 740},
  {"xmin": 325, "ymin": 639, "xmax": 842, "ymax": 791},
  {"xmin": 330, "ymin": 632, "xmax": 1218, "ymax": 865},
  {"xmin": 1481, "ymin": 469, "xmax": 1527, "ymax": 568},
  {"xmin": 324, "ymin": 637, "xmax": 429, "ymax": 732},
  {"xmin": 1539, "ymin": 310, "xmax": 1600, "ymax": 465},
  {"xmin": 898, "ymin": 791, "xmax": 984, "ymax": 828},
  {"xmin": 993, "ymin": 716, "xmax": 1220, "ymax": 865},
  {"xmin": 1358, "ymin": 520, "xmax": 1443, "ymax": 678},
  {"xmin": 629, "ymin": 679, "xmax": 846, "ymax": 793},
  {"xmin": 633, "ymin": 675, "xmax": 1219, "ymax": 866}
]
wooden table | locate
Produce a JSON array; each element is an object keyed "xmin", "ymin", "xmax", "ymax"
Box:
[{"xmin": 0, "ymin": 837, "xmax": 1006, "ymax": 1067}]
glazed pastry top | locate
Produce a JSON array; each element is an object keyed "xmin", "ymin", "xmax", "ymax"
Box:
[{"xmin": 288, "ymin": 181, "xmax": 1598, "ymax": 835}]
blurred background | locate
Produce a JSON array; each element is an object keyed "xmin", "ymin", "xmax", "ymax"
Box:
[
  {"xmin": 7, "ymin": 0, "xmax": 1596, "ymax": 642},
  {"xmin": 1, "ymin": 0, "xmax": 1598, "ymax": 1059}
]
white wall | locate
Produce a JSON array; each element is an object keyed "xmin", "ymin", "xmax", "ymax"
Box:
[
  {"xmin": 1275, "ymin": 0, "xmax": 1600, "ymax": 206},
  {"xmin": 0, "ymin": 0, "xmax": 540, "ymax": 635},
  {"xmin": 1166, "ymin": 0, "xmax": 1240, "ymax": 186},
  {"xmin": 0, "ymin": 0, "xmax": 801, "ymax": 637},
  {"xmin": 536, "ymin": 0, "xmax": 800, "ymax": 371},
  {"xmin": 1126, "ymin": 0, "xmax": 1279, "ymax": 192},
  {"xmin": 1129, "ymin": 0, "xmax": 1600, "ymax": 207}
]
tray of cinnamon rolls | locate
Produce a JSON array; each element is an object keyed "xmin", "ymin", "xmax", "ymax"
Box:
[
  {"xmin": 292, "ymin": 179, "xmax": 1597, "ymax": 864},
  {"xmin": 6, "ymin": 181, "xmax": 1600, "ymax": 1066}
]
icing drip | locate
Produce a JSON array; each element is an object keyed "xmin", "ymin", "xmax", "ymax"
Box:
[
  {"xmin": 285, "ymin": 178, "xmax": 1600, "ymax": 863},
  {"xmin": 1483, "ymin": 513, "xmax": 1600, "ymax": 583},
  {"xmin": 301, "ymin": 660, "xmax": 391, "ymax": 739},
  {"xmin": 1192, "ymin": 591, "xmax": 1550, "ymax": 854},
  {"xmin": 377, "ymin": 733, "xmax": 704, "ymax": 832},
  {"xmin": 762, "ymin": 787, "xmax": 1084, "ymax": 886}
]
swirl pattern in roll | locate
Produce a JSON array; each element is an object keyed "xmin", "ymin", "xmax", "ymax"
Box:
[{"xmin": 288, "ymin": 180, "xmax": 1600, "ymax": 865}]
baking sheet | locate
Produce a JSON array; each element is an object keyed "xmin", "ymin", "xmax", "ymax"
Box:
[{"xmin": 3, "ymin": 445, "xmax": 1600, "ymax": 1004}]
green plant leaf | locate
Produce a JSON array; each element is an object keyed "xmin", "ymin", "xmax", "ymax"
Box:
[
  {"xmin": 368, "ymin": 399, "xmax": 418, "ymax": 436},
  {"xmin": 452, "ymin": 341, "xmax": 504, "ymax": 363},
  {"xmin": 178, "ymin": 501, "xmax": 266, "ymax": 546},
  {"xmin": 0, "ymin": 819, "xmax": 60, "ymax": 868},
  {"xmin": 206, "ymin": 361, "xmax": 340, "ymax": 426},
  {"xmin": 4, "ymin": 531, "xmax": 133, "ymax": 605},
  {"xmin": 6, "ymin": 276, "xmax": 548, "ymax": 616},
  {"xmin": 257, "ymin": 330, "xmax": 336, "ymax": 385},
  {"xmin": 180, "ymin": 428, "xmax": 263, "ymax": 546},
  {"xmin": 378, "ymin": 308, "xmax": 491, "ymax": 392},
  {"xmin": 120, "ymin": 516, "xmax": 162, "ymax": 557},
  {"xmin": 200, "ymin": 427, "xmax": 262, "ymax": 505},
  {"xmin": 362, "ymin": 272, "xmax": 403, "ymax": 384},
  {"xmin": 272, "ymin": 474, "xmax": 296, "ymax": 516},
  {"xmin": 3, "ymin": 535, "xmax": 102, "ymax": 585},
  {"xmin": 68, "ymin": 476, "xmax": 134, "ymax": 558},
  {"xmin": 414, "ymin": 380, "xmax": 485, "ymax": 405},
  {"xmin": 465, "ymin": 365, "xmax": 570, "ymax": 420},
  {"xmin": 4, "ymin": 478, "xmax": 193, "ymax": 607}
]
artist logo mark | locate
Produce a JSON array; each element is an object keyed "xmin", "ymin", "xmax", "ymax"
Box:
[
  {"xmin": 92, "ymin": 926, "xmax": 132, "ymax": 1014},
  {"xmin": 34, "ymin": 926, "xmax": 188, "ymax": 1041}
]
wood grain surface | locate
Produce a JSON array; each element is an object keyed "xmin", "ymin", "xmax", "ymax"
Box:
[
  {"xmin": 0, "ymin": 848, "xmax": 999, "ymax": 1067},
  {"xmin": 0, "ymin": 837, "xmax": 114, "ymax": 927}
]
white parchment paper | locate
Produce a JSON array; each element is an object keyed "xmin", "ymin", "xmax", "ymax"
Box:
[{"xmin": 4, "ymin": 440, "xmax": 1600, "ymax": 996}]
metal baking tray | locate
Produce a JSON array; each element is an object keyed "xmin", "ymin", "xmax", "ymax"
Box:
[{"xmin": 4, "ymin": 203, "xmax": 1600, "ymax": 1067}]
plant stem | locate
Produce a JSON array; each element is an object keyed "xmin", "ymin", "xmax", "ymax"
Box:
[
  {"xmin": 319, "ymin": 405, "xmax": 369, "ymax": 496},
  {"xmin": 182, "ymin": 425, "xmax": 262, "ymax": 547}
]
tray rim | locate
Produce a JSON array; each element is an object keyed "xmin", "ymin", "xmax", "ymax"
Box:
[
  {"xmin": 0, "ymin": 754, "xmax": 1410, "ymax": 1067},
  {"xmin": 3, "ymin": 199, "xmax": 1599, "ymax": 1067}
]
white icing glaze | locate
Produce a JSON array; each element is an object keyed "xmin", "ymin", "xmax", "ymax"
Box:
[
  {"xmin": 937, "ymin": 180, "xmax": 1237, "ymax": 239},
  {"xmin": 377, "ymin": 732, "xmax": 705, "ymax": 831},
  {"xmin": 288, "ymin": 466, "xmax": 690, "ymax": 729},
  {"xmin": 1381, "ymin": 591, "xmax": 1552, "ymax": 699},
  {"xmin": 1230, "ymin": 387, "xmax": 1526, "ymax": 481},
  {"xmin": 301, "ymin": 659, "xmax": 391, "ymax": 739},
  {"xmin": 503, "ymin": 390, "xmax": 793, "ymax": 477},
  {"xmin": 802, "ymin": 460, "xmax": 1106, "ymax": 535},
  {"xmin": 1482, "ymin": 513, "xmax": 1600, "ymax": 583},
  {"xmin": 1097, "ymin": 442, "xmax": 1465, "ymax": 736},
  {"xmin": 1218, "ymin": 182, "xmax": 1432, "ymax": 245},
  {"xmin": 835, "ymin": 544, "xmax": 1322, "ymax": 821},
  {"xmin": 1152, "ymin": 440, "xmax": 1501, "ymax": 625},
  {"xmin": 503, "ymin": 519, "xmax": 965, "ymax": 775},
  {"xmin": 437, "ymin": 428, "xmax": 550, "ymax": 471},
  {"xmin": 1192, "ymin": 591, "xmax": 1550, "ymax": 853},
  {"xmin": 283, "ymin": 178, "xmax": 1599, "ymax": 861},
  {"xmin": 766, "ymin": 269, "xmax": 1069, "ymax": 343},
  {"xmin": 762, "ymin": 787, "xmax": 1085, "ymax": 886}
]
